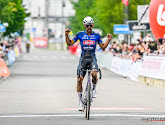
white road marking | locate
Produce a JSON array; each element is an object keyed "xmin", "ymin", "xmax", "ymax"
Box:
[
  {"xmin": 0, "ymin": 114, "xmax": 165, "ymax": 118},
  {"xmin": 65, "ymin": 107, "xmax": 152, "ymax": 111}
]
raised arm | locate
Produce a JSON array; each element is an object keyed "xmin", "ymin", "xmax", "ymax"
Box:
[
  {"xmin": 99, "ymin": 34, "xmax": 113, "ymax": 50},
  {"xmin": 65, "ymin": 28, "xmax": 75, "ymax": 46}
]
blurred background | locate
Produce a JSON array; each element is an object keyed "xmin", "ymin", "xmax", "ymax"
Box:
[
  {"xmin": 0, "ymin": 0, "xmax": 165, "ymax": 124},
  {"xmin": 0, "ymin": 0, "xmax": 155, "ymax": 51}
]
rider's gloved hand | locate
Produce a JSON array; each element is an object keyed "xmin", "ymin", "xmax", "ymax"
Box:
[
  {"xmin": 107, "ymin": 34, "xmax": 113, "ymax": 41},
  {"xmin": 65, "ymin": 28, "xmax": 70, "ymax": 36}
]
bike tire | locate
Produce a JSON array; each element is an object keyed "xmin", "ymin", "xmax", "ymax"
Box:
[
  {"xmin": 87, "ymin": 82, "xmax": 91, "ymax": 120},
  {"xmin": 85, "ymin": 105, "xmax": 87, "ymax": 118}
]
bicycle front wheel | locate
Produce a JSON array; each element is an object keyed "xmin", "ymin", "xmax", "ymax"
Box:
[{"xmin": 87, "ymin": 82, "xmax": 91, "ymax": 120}]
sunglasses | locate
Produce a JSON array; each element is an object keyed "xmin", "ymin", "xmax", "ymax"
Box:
[{"xmin": 85, "ymin": 25, "xmax": 93, "ymax": 28}]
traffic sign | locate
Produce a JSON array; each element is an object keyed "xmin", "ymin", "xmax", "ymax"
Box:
[{"xmin": 0, "ymin": 24, "xmax": 6, "ymax": 32}]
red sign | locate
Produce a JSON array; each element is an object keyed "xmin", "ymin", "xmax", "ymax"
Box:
[
  {"xmin": 122, "ymin": 0, "xmax": 129, "ymax": 6},
  {"xmin": 34, "ymin": 37, "xmax": 48, "ymax": 48},
  {"xmin": 149, "ymin": 0, "xmax": 165, "ymax": 40},
  {"xmin": 83, "ymin": 40, "xmax": 95, "ymax": 45}
]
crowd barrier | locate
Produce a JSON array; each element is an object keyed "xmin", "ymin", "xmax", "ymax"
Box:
[
  {"xmin": 0, "ymin": 59, "xmax": 10, "ymax": 78},
  {"xmin": 96, "ymin": 52, "xmax": 165, "ymax": 88},
  {"xmin": 0, "ymin": 46, "xmax": 20, "ymax": 79}
]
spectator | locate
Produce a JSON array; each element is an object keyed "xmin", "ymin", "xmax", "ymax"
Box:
[
  {"xmin": 0, "ymin": 46, "xmax": 3, "ymax": 59},
  {"xmin": 2, "ymin": 41, "xmax": 8, "ymax": 52},
  {"xmin": 100, "ymin": 33, "xmax": 165, "ymax": 62},
  {"xmin": 121, "ymin": 41, "xmax": 128, "ymax": 58},
  {"xmin": 148, "ymin": 40, "xmax": 157, "ymax": 53},
  {"xmin": 25, "ymin": 41, "xmax": 30, "ymax": 53}
]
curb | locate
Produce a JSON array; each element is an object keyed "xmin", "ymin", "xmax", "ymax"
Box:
[{"xmin": 138, "ymin": 76, "xmax": 165, "ymax": 89}]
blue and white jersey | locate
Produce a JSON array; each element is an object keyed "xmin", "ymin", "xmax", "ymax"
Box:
[{"xmin": 72, "ymin": 31, "xmax": 103, "ymax": 56}]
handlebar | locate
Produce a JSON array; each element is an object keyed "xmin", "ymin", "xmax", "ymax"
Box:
[{"xmin": 78, "ymin": 68, "xmax": 102, "ymax": 80}]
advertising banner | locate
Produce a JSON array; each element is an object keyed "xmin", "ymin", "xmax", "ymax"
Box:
[
  {"xmin": 14, "ymin": 47, "xmax": 20, "ymax": 58},
  {"xmin": 139, "ymin": 56, "xmax": 164, "ymax": 79},
  {"xmin": 34, "ymin": 37, "xmax": 48, "ymax": 48},
  {"xmin": 128, "ymin": 21, "xmax": 150, "ymax": 31},
  {"xmin": 7, "ymin": 50, "xmax": 16, "ymax": 66},
  {"xmin": 113, "ymin": 25, "xmax": 133, "ymax": 34},
  {"xmin": 149, "ymin": 0, "xmax": 165, "ymax": 39},
  {"xmin": 97, "ymin": 51, "xmax": 165, "ymax": 82},
  {"xmin": 128, "ymin": 61, "xmax": 142, "ymax": 82}
]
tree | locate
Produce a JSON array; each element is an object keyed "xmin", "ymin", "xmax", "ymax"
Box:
[
  {"xmin": 69, "ymin": 0, "xmax": 99, "ymax": 35},
  {"xmin": 0, "ymin": 0, "xmax": 29, "ymax": 36},
  {"xmin": 70, "ymin": 0, "xmax": 151, "ymax": 36},
  {"xmin": 92, "ymin": 0, "xmax": 124, "ymax": 34}
]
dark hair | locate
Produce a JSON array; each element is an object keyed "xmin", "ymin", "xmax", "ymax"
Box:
[{"xmin": 158, "ymin": 38, "xmax": 163, "ymax": 44}]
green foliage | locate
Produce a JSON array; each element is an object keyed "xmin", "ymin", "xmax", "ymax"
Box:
[
  {"xmin": 70, "ymin": 0, "xmax": 151, "ymax": 36},
  {"xmin": 0, "ymin": 0, "xmax": 29, "ymax": 36},
  {"xmin": 69, "ymin": 0, "xmax": 97, "ymax": 35},
  {"xmin": 92, "ymin": 0, "xmax": 124, "ymax": 34}
]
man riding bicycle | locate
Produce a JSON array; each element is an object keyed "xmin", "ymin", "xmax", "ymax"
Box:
[{"xmin": 65, "ymin": 16, "xmax": 112, "ymax": 111}]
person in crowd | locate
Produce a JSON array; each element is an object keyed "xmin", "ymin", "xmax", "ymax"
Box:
[
  {"xmin": 157, "ymin": 44, "xmax": 165, "ymax": 55},
  {"xmin": 2, "ymin": 41, "xmax": 8, "ymax": 52},
  {"xmin": 0, "ymin": 46, "xmax": 3, "ymax": 59},
  {"xmin": 121, "ymin": 41, "xmax": 128, "ymax": 58},
  {"xmin": 144, "ymin": 33, "xmax": 153, "ymax": 42},
  {"xmin": 128, "ymin": 44, "xmax": 134, "ymax": 58},
  {"xmin": 100, "ymin": 33, "xmax": 165, "ymax": 61},
  {"xmin": 25, "ymin": 41, "xmax": 30, "ymax": 53},
  {"xmin": 148, "ymin": 40, "xmax": 158, "ymax": 53},
  {"xmin": 138, "ymin": 36, "xmax": 143, "ymax": 43},
  {"xmin": 111, "ymin": 41, "xmax": 118, "ymax": 54}
]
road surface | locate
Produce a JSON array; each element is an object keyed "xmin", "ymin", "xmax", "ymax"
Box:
[{"xmin": 0, "ymin": 45, "xmax": 165, "ymax": 125}]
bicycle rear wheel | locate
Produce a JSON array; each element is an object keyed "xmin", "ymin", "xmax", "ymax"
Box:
[{"xmin": 87, "ymin": 82, "xmax": 91, "ymax": 120}]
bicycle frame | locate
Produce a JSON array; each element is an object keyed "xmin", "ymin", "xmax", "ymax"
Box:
[
  {"xmin": 78, "ymin": 68, "xmax": 101, "ymax": 120},
  {"xmin": 82, "ymin": 70, "xmax": 92, "ymax": 105}
]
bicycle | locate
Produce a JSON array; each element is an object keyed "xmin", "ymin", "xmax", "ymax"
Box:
[{"xmin": 78, "ymin": 67, "xmax": 102, "ymax": 120}]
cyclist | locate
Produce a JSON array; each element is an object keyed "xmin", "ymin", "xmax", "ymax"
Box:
[{"xmin": 65, "ymin": 16, "xmax": 112, "ymax": 111}]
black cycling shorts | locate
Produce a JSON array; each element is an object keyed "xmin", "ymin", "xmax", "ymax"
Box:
[{"xmin": 77, "ymin": 55, "xmax": 98, "ymax": 77}]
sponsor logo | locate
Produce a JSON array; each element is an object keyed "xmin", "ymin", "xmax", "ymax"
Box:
[
  {"xmin": 90, "ymin": 35, "xmax": 96, "ymax": 39},
  {"xmin": 83, "ymin": 40, "xmax": 95, "ymax": 45},
  {"xmin": 157, "ymin": 4, "xmax": 165, "ymax": 26},
  {"xmin": 83, "ymin": 46, "xmax": 93, "ymax": 50},
  {"xmin": 34, "ymin": 37, "xmax": 48, "ymax": 48},
  {"xmin": 82, "ymin": 35, "xmax": 88, "ymax": 39}
]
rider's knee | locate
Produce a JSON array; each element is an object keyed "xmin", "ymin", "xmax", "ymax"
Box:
[
  {"xmin": 77, "ymin": 76, "xmax": 83, "ymax": 84},
  {"xmin": 77, "ymin": 76, "xmax": 83, "ymax": 92},
  {"xmin": 91, "ymin": 72, "xmax": 97, "ymax": 78},
  {"xmin": 92, "ymin": 72, "xmax": 98, "ymax": 84}
]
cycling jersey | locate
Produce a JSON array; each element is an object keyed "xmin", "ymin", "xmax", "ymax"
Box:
[{"xmin": 72, "ymin": 31, "xmax": 103, "ymax": 56}]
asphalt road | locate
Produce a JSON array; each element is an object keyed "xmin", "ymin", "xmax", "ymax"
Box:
[{"xmin": 0, "ymin": 44, "xmax": 165, "ymax": 125}]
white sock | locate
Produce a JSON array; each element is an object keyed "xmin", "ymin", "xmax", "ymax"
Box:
[
  {"xmin": 93, "ymin": 84, "xmax": 97, "ymax": 90},
  {"xmin": 78, "ymin": 92, "xmax": 82, "ymax": 104}
]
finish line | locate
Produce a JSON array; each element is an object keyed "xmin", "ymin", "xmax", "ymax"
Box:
[
  {"xmin": 0, "ymin": 114, "xmax": 165, "ymax": 118},
  {"xmin": 65, "ymin": 107, "xmax": 152, "ymax": 111}
]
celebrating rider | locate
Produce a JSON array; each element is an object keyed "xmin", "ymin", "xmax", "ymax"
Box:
[{"xmin": 65, "ymin": 16, "xmax": 112, "ymax": 111}]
